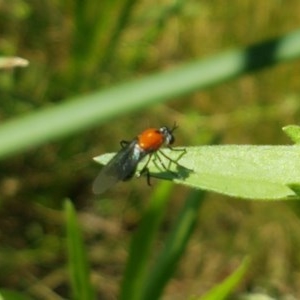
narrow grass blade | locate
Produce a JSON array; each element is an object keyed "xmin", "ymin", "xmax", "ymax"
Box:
[
  {"xmin": 120, "ymin": 181, "xmax": 173, "ymax": 300},
  {"xmin": 1, "ymin": 30, "xmax": 300, "ymax": 159},
  {"xmin": 198, "ymin": 257, "xmax": 250, "ymax": 300},
  {"xmin": 100, "ymin": 0, "xmax": 138, "ymax": 70},
  {"xmin": 141, "ymin": 190, "xmax": 205, "ymax": 300},
  {"xmin": 0, "ymin": 289, "xmax": 33, "ymax": 300},
  {"xmin": 64, "ymin": 199, "xmax": 95, "ymax": 300}
]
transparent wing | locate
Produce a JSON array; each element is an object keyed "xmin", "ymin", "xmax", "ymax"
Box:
[{"xmin": 92, "ymin": 142, "xmax": 141, "ymax": 194}]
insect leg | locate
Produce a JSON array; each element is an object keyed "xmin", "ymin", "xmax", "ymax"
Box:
[
  {"xmin": 139, "ymin": 154, "xmax": 153, "ymax": 186},
  {"xmin": 159, "ymin": 147, "xmax": 186, "ymax": 168}
]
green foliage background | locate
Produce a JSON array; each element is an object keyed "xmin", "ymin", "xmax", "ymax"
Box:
[{"xmin": 1, "ymin": 0, "xmax": 300, "ymax": 299}]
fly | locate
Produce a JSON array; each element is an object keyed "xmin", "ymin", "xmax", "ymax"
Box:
[{"xmin": 93, "ymin": 124, "xmax": 181, "ymax": 194}]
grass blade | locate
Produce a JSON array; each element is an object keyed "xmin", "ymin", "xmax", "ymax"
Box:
[
  {"xmin": 142, "ymin": 190, "xmax": 205, "ymax": 300},
  {"xmin": 0, "ymin": 30, "xmax": 300, "ymax": 159},
  {"xmin": 0, "ymin": 289, "xmax": 33, "ymax": 300},
  {"xmin": 64, "ymin": 199, "xmax": 95, "ymax": 300},
  {"xmin": 120, "ymin": 181, "xmax": 173, "ymax": 300},
  {"xmin": 199, "ymin": 258, "xmax": 250, "ymax": 300}
]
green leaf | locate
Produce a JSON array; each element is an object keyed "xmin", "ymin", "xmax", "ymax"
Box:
[
  {"xmin": 282, "ymin": 125, "xmax": 300, "ymax": 144},
  {"xmin": 198, "ymin": 257, "xmax": 250, "ymax": 300},
  {"xmin": 64, "ymin": 200, "xmax": 95, "ymax": 300},
  {"xmin": 94, "ymin": 145, "xmax": 300, "ymax": 200}
]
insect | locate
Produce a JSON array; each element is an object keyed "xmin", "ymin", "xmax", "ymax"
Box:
[{"xmin": 92, "ymin": 124, "xmax": 182, "ymax": 194}]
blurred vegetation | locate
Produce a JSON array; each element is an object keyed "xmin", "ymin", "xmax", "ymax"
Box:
[{"xmin": 1, "ymin": 0, "xmax": 300, "ymax": 299}]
